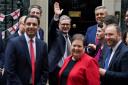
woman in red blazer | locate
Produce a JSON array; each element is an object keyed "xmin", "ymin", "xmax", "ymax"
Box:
[{"xmin": 59, "ymin": 34, "xmax": 100, "ymax": 85}]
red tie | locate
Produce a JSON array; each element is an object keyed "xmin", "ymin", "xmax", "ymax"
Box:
[{"xmin": 30, "ymin": 39, "xmax": 35, "ymax": 85}]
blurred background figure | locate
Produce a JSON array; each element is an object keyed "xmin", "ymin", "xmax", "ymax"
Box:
[
  {"xmin": 124, "ymin": 9, "xmax": 128, "ymax": 29},
  {"xmin": 28, "ymin": 5, "xmax": 44, "ymax": 40},
  {"xmin": 85, "ymin": 6, "xmax": 108, "ymax": 46},
  {"xmin": 5, "ymin": 16, "xmax": 27, "ymax": 48},
  {"xmin": 122, "ymin": 30, "xmax": 128, "ymax": 46}
]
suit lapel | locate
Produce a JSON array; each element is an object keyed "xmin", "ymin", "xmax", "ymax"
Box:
[
  {"xmin": 21, "ymin": 35, "xmax": 31, "ymax": 65},
  {"xmin": 108, "ymin": 43, "xmax": 122, "ymax": 69},
  {"xmin": 35, "ymin": 38, "xmax": 40, "ymax": 65},
  {"xmin": 58, "ymin": 34, "xmax": 66, "ymax": 55}
]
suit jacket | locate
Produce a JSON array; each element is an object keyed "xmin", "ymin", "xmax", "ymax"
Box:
[
  {"xmin": 4, "ymin": 30, "xmax": 20, "ymax": 48},
  {"xmin": 101, "ymin": 42, "xmax": 128, "ymax": 85},
  {"xmin": 59, "ymin": 54, "xmax": 100, "ymax": 85},
  {"xmin": 0, "ymin": 33, "xmax": 4, "ymax": 68},
  {"xmin": 85, "ymin": 24, "xmax": 97, "ymax": 45},
  {"xmin": 48, "ymin": 18, "xmax": 69, "ymax": 72},
  {"xmin": 38, "ymin": 28, "xmax": 44, "ymax": 40},
  {"xmin": 4, "ymin": 35, "xmax": 48, "ymax": 85}
]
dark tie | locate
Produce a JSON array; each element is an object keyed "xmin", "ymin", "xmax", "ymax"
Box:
[
  {"xmin": 104, "ymin": 48, "xmax": 112, "ymax": 70},
  {"xmin": 30, "ymin": 39, "xmax": 35, "ymax": 85}
]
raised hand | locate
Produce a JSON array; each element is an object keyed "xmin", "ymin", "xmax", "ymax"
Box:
[{"xmin": 54, "ymin": 2, "xmax": 63, "ymax": 16}]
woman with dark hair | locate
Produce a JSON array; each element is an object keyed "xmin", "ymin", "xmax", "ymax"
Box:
[{"xmin": 58, "ymin": 34, "xmax": 100, "ymax": 85}]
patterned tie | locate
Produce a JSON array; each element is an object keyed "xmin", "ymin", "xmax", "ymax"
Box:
[
  {"xmin": 104, "ymin": 48, "xmax": 112, "ymax": 70},
  {"xmin": 30, "ymin": 39, "xmax": 35, "ymax": 85}
]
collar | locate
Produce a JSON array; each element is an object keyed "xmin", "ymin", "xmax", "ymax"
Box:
[
  {"xmin": 18, "ymin": 30, "xmax": 22, "ymax": 36},
  {"xmin": 112, "ymin": 40, "xmax": 122, "ymax": 52},
  {"xmin": 24, "ymin": 33, "xmax": 36, "ymax": 43}
]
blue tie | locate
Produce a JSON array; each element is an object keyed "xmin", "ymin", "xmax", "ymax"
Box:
[{"xmin": 104, "ymin": 48, "xmax": 112, "ymax": 70}]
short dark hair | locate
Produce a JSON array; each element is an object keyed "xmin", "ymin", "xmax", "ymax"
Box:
[
  {"xmin": 71, "ymin": 34, "xmax": 85, "ymax": 46},
  {"xmin": 106, "ymin": 24, "xmax": 121, "ymax": 33},
  {"xmin": 103, "ymin": 15, "xmax": 119, "ymax": 25},
  {"xmin": 24, "ymin": 15, "xmax": 40, "ymax": 25},
  {"xmin": 98, "ymin": 22, "xmax": 103, "ymax": 28}
]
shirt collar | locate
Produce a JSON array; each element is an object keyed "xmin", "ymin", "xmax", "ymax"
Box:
[
  {"xmin": 112, "ymin": 40, "xmax": 122, "ymax": 52},
  {"xmin": 18, "ymin": 30, "xmax": 22, "ymax": 36},
  {"xmin": 24, "ymin": 33, "xmax": 36, "ymax": 43}
]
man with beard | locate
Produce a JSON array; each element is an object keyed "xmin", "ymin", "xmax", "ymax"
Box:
[
  {"xmin": 48, "ymin": 2, "xmax": 71, "ymax": 85},
  {"xmin": 99, "ymin": 24, "xmax": 128, "ymax": 85}
]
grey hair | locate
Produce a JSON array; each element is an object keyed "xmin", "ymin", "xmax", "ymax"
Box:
[{"xmin": 59, "ymin": 15, "xmax": 71, "ymax": 22}]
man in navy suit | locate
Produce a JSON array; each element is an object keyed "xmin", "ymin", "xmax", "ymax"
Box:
[
  {"xmin": 4, "ymin": 15, "xmax": 48, "ymax": 85},
  {"xmin": 48, "ymin": 2, "xmax": 71, "ymax": 85},
  {"xmin": 85, "ymin": 6, "xmax": 108, "ymax": 45},
  {"xmin": 28, "ymin": 5, "xmax": 44, "ymax": 40},
  {"xmin": 99, "ymin": 24, "xmax": 128, "ymax": 85}
]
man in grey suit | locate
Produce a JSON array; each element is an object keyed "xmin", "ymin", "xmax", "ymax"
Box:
[{"xmin": 99, "ymin": 24, "xmax": 128, "ymax": 85}]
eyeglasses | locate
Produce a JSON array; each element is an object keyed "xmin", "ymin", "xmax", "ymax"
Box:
[{"xmin": 60, "ymin": 23, "xmax": 70, "ymax": 26}]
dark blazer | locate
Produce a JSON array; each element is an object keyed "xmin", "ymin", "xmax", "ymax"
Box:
[
  {"xmin": 85, "ymin": 24, "xmax": 97, "ymax": 45},
  {"xmin": 48, "ymin": 18, "xmax": 68, "ymax": 72},
  {"xmin": 4, "ymin": 30, "xmax": 20, "ymax": 48},
  {"xmin": 101, "ymin": 42, "xmax": 128, "ymax": 85},
  {"xmin": 0, "ymin": 32, "xmax": 6, "ymax": 85},
  {"xmin": 4, "ymin": 35, "xmax": 48, "ymax": 85},
  {"xmin": 38, "ymin": 28, "xmax": 44, "ymax": 40},
  {"xmin": 0, "ymin": 33, "xmax": 4, "ymax": 68}
]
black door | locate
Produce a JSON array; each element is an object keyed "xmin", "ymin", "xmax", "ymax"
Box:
[{"xmin": 49, "ymin": 0, "xmax": 102, "ymax": 37}]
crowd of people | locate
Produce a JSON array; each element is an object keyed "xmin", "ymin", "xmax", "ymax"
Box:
[{"xmin": 0, "ymin": 1, "xmax": 128, "ymax": 85}]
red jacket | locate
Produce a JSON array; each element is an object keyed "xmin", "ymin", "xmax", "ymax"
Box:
[{"xmin": 59, "ymin": 53, "xmax": 100, "ymax": 85}]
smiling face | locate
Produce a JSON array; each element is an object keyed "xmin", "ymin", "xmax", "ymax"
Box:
[
  {"xmin": 71, "ymin": 39, "xmax": 85, "ymax": 60},
  {"xmin": 29, "ymin": 8, "xmax": 41, "ymax": 18},
  {"xmin": 95, "ymin": 7, "xmax": 108, "ymax": 23},
  {"xmin": 96, "ymin": 23, "xmax": 106, "ymax": 41},
  {"xmin": 105, "ymin": 24, "xmax": 121, "ymax": 47},
  {"xmin": 71, "ymin": 34, "xmax": 85, "ymax": 60},
  {"xmin": 59, "ymin": 20, "xmax": 71, "ymax": 34},
  {"xmin": 24, "ymin": 17, "xmax": 39, "ymax": 38},
  {"xmin": 58, "ymin": 15, "xmax": 71, "ymax": 34}
]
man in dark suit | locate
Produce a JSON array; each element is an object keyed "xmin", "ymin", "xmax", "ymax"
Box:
[
  {"xmin": 0, "ymin": 32, "xmax": 6, "ymax": 85},
  {"xmin": 28, "ymin": 5, "xmax": 44, "ymax": 40},
  {"xmin": 99, "ymin": 24, "xmax": 128, "ymax": 85},
  {"xmin": 5, "ymin": 16, "xmax": 27, "ymax": 49},
  {"xmin": 4, "ymin": 15, "xmax": 48, "ymax": 85},
  {"xmin": 48, "ymin": 2, "xmax": 71, "ymax": 85},
  {"xmin": 85, "ymin": 6, "xmax": 108, "ymax": 45}
]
